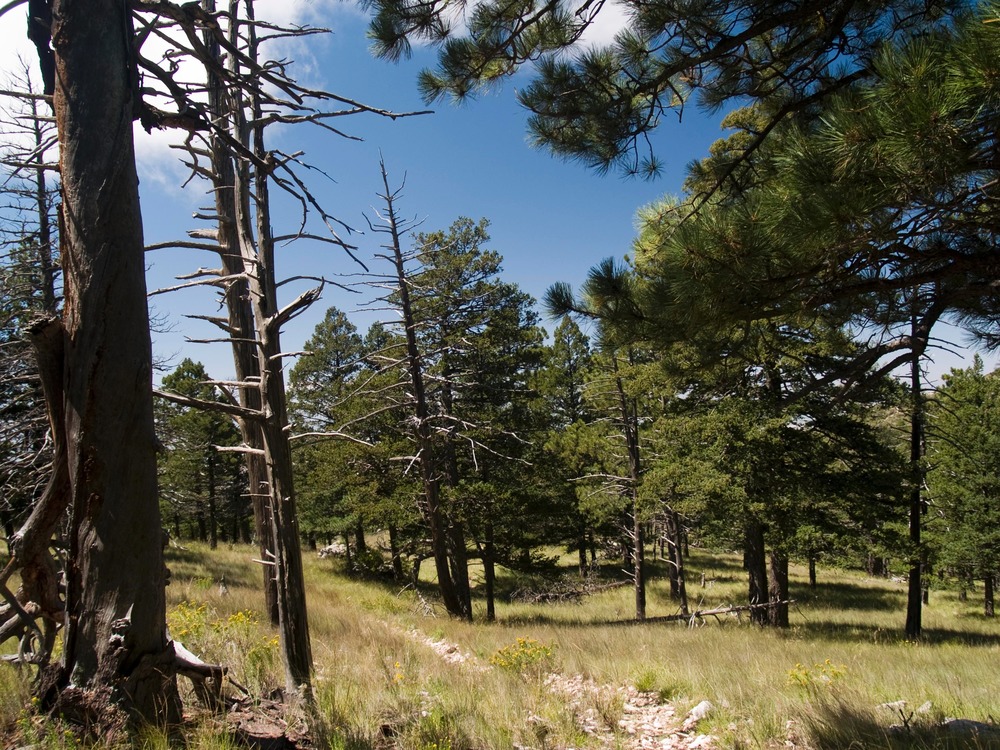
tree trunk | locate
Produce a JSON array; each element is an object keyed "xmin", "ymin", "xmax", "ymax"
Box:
[
  {"xmin": 622, "ymin": 519, "xmax": 634, "ymax": 574},
  {"xmin": 354, "ymin": 521, "xmax": 367, "ymax": 554},
  {"xmin": 202, "ymin": 0, "xmax": 279, "ymax": 627},
  {"xmin": 767, "ymin": 550, "xmax": 789, "ymax": 627},
  {"xmin": 447, "ymin": 522, "xmax": 473, "ymax": 619},
  {"xmin": 439, "ymin": 372, "xmax": 473, "ymax": 621},
  {"xmin": 664, "ymin": 512, "xmax": 679, "ymax": 599},
  {"xmin": 207, "ymin": 454, "xmax": 218, "ymax": 550},
  {"xmin": 229, "ymin": 2, "xmax": 314, "ymax": 693},
  {"xmin": 196, "ymin": 506, "xmax": 207, "ymax": 542},
  {"xmin": 376, "ymin": 162, "xmax": 466, "ymax": 620},
  {"xmin": 905, "ymin": 309, "xmax": 924, "ymax": 640},
  {"xmin": 633, "ymin": 503, "xmax": 645, "ymax": 621},
  {"xmin": 745, "ymin": 520, "xmax": 768, "ymax": 626},
  {"xmin": 669, "ymin": 508, "xmax": 688, "ymax": 616},
  {"xmin": 388, "ymin": 524, "xmax": 404, "ymax": 581},
  {"xmin": 985, "ymin": 574, "xmax": 994, "ymax": 617},
  {"xmin": 612, "ymin": 353, "xmax": 643, "ymax": 621},
  {"xmin": 866, "ymin": 553, "xmax": 886, "ymax": 577},
  {"xmin": 48, "ymin": 0, "xmax": 179, "ymax": 726},
  {"xmin": 483, "ymin": 523, "xmax": 496, "ymax": 622},
  {"xmin": 808, "ymin": 556, "xmax": 817, "ymax": 588}
]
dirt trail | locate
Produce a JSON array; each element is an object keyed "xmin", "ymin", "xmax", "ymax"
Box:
[{"xmin": 410, "ymin": 631, "xmax": 715, "ymax": 750}]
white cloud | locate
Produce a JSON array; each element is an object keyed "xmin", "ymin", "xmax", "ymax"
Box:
[{"xmin": 577, "ymin": 0, "xmax": 630, "ymax": 49}]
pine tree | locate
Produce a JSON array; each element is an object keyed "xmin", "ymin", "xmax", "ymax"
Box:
[
  {"xmin": 927, "ymin": 358, "xmax": 1000, "ymax": 617},
  {"xmin": 157, "ymin": 360, "xmax": 246, "ymax": 547},
  {"xmin": 364, "ymin": 0, "xmax": 960, "ymax": 176}
]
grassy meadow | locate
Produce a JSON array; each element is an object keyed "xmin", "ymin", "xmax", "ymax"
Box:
[{"xmin": 3, "ymin": 543, "xmax": 1000, "ymax": 749}]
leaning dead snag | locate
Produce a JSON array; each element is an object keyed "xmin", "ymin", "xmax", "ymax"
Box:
[{"xmin": 366, "ymin": 162, "xmax": 468, "ymax": 620}]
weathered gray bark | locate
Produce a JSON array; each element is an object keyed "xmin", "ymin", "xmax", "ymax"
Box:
[
  {"xmin": 665, "ymin": 508, "xmax": 688, "ymax": 616},
  {"xmin": 230, "ymin": 3, "xmax": 313, "ymax": 690},
  {"xmin": 376, "ymin": 163, "xmax": 466, "ymax": 619},
  {"xmin": 202, "ymin": 0, "xmax": 279, "ymax": 625},
  {"xmin": 48, "ymin": 0, "xmax": 179, "ymax": 726}
]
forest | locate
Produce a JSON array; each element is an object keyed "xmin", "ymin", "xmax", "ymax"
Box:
[{"xmin": 0, "ymin": 0, "xmax": 999, "ymax": 747}]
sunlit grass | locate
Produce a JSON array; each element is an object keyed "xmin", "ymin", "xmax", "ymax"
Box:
[{"xmin": 3, "ymin": 540, "xmax": 1000, "ymax": 748}]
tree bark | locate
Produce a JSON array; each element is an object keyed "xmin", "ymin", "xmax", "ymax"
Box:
[
  {"xmin": 354, "ymin": 521, "xmax": 367, "ymax": 555},
  {"xmin": 202, "ymin": 0, "xmax": 278, "ymax": 627},
  {"xmin": 985, "ymin": 574, "xmax": 995, "ymax": 617},
  {"xmin": 48, "ymin": 0, "xmax": 179, "ymax": 726},
  {"xmin": 388, "ymin": 524, "xmax": 404, "ymax": 581},
  {"xmin": 668, "ymin": 508, "xmax": 688, "ymax": 616},
  {"xmin": 612, "ymin": 353, "xmax": 643, "ymax": 621},
  {"xmin": 228, "ymin": 1, "xmax": 313, "ymax": 693},
  {"xmin": 745, "ymin": 520, "xmax": 768, "ymax": 626},
  {"xmin": 664, "ymin": 513, "xmax": 679, "ymax": 599},
  {"xmin": 447, "ymin": 522, "xmax": 473, "ymax": 618},
  {"xmin": 767, "ymin": 550, "xmax": 789, "ymax": 627},
  {"xmin": 905, "ymin": 332, "xmax": 924, "ymax": 640},
  {"xmin": 483, "ymin": 523, "xmax": 496, "ymax": 622},
  {"xmin": 633, "ymin": 506, "xmax": 645, "ymax": 621},
  {"xmin": 376, "ymin": 163, "xmax": 466, "ymax": 620}
]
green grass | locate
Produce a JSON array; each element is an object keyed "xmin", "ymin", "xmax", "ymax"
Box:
[{"xmin": 3, "ymin": 543, "xmax": 1000, "ymax": 748}]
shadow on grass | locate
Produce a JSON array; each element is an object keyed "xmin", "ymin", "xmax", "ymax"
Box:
[
  {"xmin": 791, "ymin": 580, "xmax": 906, "ymax": 613},
  {"xmin": 165, "ymin": 545, "xmax": 254, "ymax": 589},
  {"xmin": 802, "ymin": 698, "xmax": 1000, "ymax": 750},
  {"xmin": 791, "ymin": 619, "xmax": 1000, "ymax": 647}
]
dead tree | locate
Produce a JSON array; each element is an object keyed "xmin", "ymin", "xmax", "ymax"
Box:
[
  {"xmin": 0, "ymin": 0, "xmax": 427, "ymax": 727},
  {"xmin": 0, "ymin": 65, "xmax": 60, "ymax": 545},
  {"xmin": 141, "ymin": 1, "xmax": 429, "ymax": 693},
  {"xmin": 366, "ymin": 162, "xmax": 468, "ymax": 620}
]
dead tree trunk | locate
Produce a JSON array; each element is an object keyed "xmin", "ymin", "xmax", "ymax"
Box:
[
  {"xmin": 45, "ymin": 0, "xmax": 180, "ymax": 727},
  {"xmin": 372, "ymin": 162, "xmax": 467, "ymax": 620},
  {"xmin": 234, "ymin": 4, "xmax": 313, "ymax": 691},
  {"xmin": 665, "ymin": 507, "xmax": 688, "ymax": 616},
  {"xmin": 199, "ymin": 0, "xmax": 280, "ymax": 625}
]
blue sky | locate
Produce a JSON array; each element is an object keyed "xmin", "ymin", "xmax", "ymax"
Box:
[
  {"xmin": 0, "ymin": 1, "xmax": 991, "ymax": 383},
  {"xmin": 136, "ymin": 3, "xmax": 725, "ymax": 380}
]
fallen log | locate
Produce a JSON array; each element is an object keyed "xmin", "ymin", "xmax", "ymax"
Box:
[{"xmin": 644, "ymin": 600, "xmax": 796, "ymax": 627}]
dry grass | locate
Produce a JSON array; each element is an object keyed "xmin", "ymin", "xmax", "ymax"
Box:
[{"xmin": 2, "ymin": 543, "xmax": 999, "ymax": 749}]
